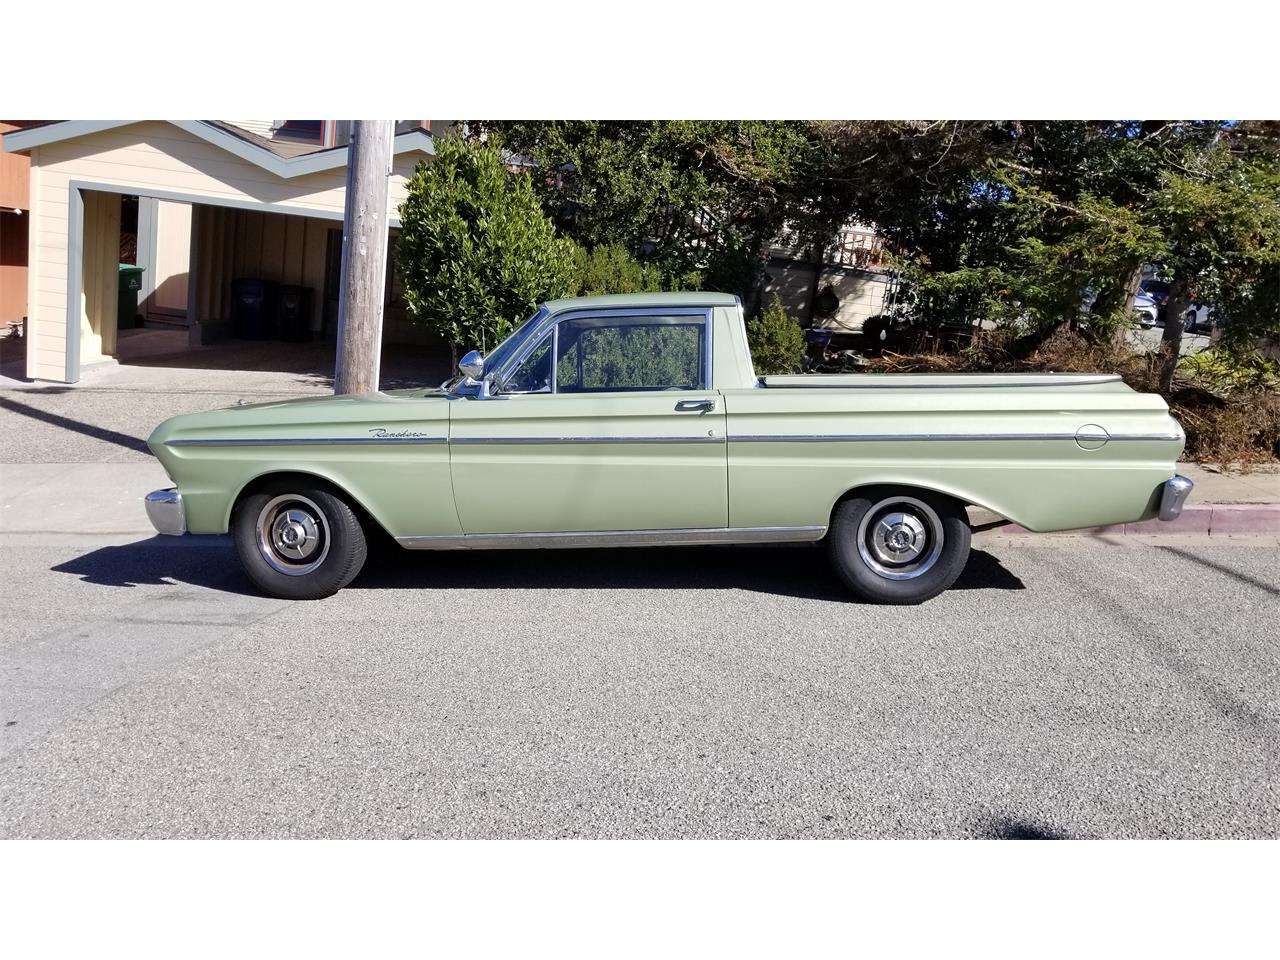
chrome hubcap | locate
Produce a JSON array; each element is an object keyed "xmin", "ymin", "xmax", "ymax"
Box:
[
  {"xmin": 856, "ymin": 496, "xmax": 945, "ymax": 581},
  {"xmin": 870, "ymin": 512, "xmax": 927, "ymax": 564},
  {"xmin": 256, "ymin": 495, "xmax": 331, "ymax": 576}
]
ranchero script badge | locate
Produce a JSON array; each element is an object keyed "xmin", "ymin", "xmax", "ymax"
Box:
[{"xmin": 368, "ymin": 427, "xmax": 432, "ymax": 439}]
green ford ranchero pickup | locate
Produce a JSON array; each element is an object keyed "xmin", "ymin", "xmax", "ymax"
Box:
[{"xmin": 145, "ymin": 292, "xmax": 1193, "ymax": 603}]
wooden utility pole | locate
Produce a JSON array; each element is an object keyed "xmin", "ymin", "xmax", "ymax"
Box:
[{"xmin": 334, "ymin": 120, "xmax": 394, "ymax": 395}]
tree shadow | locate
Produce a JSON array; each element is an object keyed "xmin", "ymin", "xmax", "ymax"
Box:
[
  {"xmin": 49, "ymin": 538, "xmax": 1025, "ymax": 603},
  {"xmin": 978, "ymin": 815, "xmax": 1073, "ymax": 840}
]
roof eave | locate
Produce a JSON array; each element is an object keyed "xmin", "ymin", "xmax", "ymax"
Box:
[{"xmin": 1, "ymin": 120, "xmax": 435, "ymax": 178}]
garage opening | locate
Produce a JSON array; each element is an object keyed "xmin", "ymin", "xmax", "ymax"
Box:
[{"xmin": 75, "ymin": 191, "xmax": 447, "ymax": 388}]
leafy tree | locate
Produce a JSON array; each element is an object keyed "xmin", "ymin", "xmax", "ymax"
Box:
[
  {"xmin": 747, "ymin": 295, "xmax": 807, "ymax": 375},
  {"xmin": 813, "ymin": 120, "xmax": 1280, "ymax": 389},
  {"xmin": 470, "ymin": 121, "xmax": 830, "ymax": 312},
  {"xmin": 568, "ymin": 242, "xmax": 674, "ymax": 296},
  {"xmin": 1148, "ymin": 146, "xmax": 1280, "ymax": 390},
  {"xmin": 394, "ymin": 133, "xmax": 577, "ymax": 361}
]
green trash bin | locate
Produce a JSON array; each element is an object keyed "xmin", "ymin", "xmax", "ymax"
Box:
[{"xmin": 118, "ymin": 264, "xmax": 145, "ymax": 330}]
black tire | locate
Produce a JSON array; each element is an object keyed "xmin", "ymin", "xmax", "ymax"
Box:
[
  {"xmin": 233, "ymin": 480, "xmax": 368, "ymax": 600},
  {"xmin": 827, "ymin": 487, "xmax": 972, "ymax": 604}
]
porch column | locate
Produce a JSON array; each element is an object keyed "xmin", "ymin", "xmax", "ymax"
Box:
[{"xmin": 79, "ymin": 191, "xmax": 120, "ymax": 363}]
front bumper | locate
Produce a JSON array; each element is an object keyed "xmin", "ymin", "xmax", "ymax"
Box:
[
  {"xmin": 1158, "ymin": 475, "xmax": 1194, "ymax": 521},
  {"xmin": 145, "ymin": 488, "xmax": 187, "ymax": 536}
]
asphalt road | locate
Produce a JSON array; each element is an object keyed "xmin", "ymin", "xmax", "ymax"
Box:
[{"xmin": 2, "ymin": 534, "xmax": 1276, "ymax": 838}]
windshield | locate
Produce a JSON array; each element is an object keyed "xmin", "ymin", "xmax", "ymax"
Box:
[
  {"xmin": 439, "ymin": 307, "xmax": 548, "ymax": 391},
  {"xmin": 483, "ymin": 307, "xmax": 549, "ymax": 377}
]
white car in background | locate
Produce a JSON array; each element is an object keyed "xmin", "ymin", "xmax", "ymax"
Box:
[{"xmin": 1133, "ymin": 292, "xmax": 1158, "ymax": 327}]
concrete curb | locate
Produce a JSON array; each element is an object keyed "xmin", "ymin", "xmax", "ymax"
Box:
[{"xmin": 980, "ymin": 503, "xmax": 1280, "ymax": 538}]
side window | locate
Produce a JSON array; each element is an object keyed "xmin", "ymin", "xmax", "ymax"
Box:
[
  {"xmin": 504, "ymin": 332, "xmax": 553, "ymax": 393},
  {"xmin": 554, "ymin": 316, "xmax": 705, "ymax": 392}
]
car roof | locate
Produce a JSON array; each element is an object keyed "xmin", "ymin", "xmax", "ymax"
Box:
[{"xmin": 542, "ymin": 291, "xmax": 740, "ymax": 312}]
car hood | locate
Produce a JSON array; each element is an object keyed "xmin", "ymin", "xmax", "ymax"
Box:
[
  {"xmin": 148, "ymin": 387, "xmax": 451, "ymax": 449},
  {"xmin": 220, "ymin": 385, "xmax": 447, "ymax": 413}
]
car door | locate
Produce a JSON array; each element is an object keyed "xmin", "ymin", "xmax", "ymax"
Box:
[{"xmin": 449, "ymin": 307, "xmax": 727, "ymax": 536}]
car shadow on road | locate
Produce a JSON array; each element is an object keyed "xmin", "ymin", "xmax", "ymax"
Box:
[
  {"xmin": 351, "ymin": 542, "xmax": 1025, "ymax": 601},
  {"xmin": 49, "ymin": 539, "xmax": 1025, "ymax": 601},
  {"xmin": 49, "ymin": 537, "xmax": 262, "ymax": 597}
]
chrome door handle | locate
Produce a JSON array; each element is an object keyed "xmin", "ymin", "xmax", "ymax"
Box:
[{"xmin": 675, "ymin": 399, "xmax": 716, "ymax": 412}]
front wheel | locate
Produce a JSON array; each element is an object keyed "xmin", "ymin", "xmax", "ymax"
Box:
[
  {"xmin": 827, "ymin": 488, "xmax": 971, "ymax": 604},
  {"xmin": 233, "ymin": 481, "xmax": 368, "ymax": 600}
]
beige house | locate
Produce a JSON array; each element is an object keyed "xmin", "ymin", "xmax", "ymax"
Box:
[
  {"xmin": 763, "ymin": 223, "xmax": 898, "ymax": 334},
  {"xmin": 2, "ymin": 120, "xmax": 442, "ymax": 382}
]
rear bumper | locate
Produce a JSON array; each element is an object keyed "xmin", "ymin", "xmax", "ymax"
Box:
[
  {"xmin": 145, "ymin": 488, "xmax": 187, "ymax": 536},
  {"xmin": 1158, "ymin": 475, "xmax": 1194, "ymax": 521}
]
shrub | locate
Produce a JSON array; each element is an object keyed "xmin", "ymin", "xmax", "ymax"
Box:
[
  {"xmin": 568, "ymin": 242, "xmax": 701, "ymax": 297},
  {"xmin": 395, "ymin": 134, "xmax": 576, "ymax": 356},
  {"xmin": 1178, "ymin": 348, "xmax": 1280, "ymax": 392},
  {"xmin": 570, "ymin": 243, "xmax": 665, "ymax": 296},
  {"xmin": 747, "ymin": 295, "xmax": 806, "ymax": 375}
]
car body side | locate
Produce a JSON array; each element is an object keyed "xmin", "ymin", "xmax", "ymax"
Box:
[{"xmin": 147, "ymin": 298, "xmax": 1186, "ymax": 541}]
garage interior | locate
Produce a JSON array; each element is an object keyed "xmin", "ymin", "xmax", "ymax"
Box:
[{"xmin": 72, "ymin": 188, "xmax": 441, "ymax": 380}]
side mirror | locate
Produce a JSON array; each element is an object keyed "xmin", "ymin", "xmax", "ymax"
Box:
[{"xmin": 458, "ymin": 350, "xmax": 485, "ymax": 381}]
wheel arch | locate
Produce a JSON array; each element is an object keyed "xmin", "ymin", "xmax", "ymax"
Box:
[
  {"xmin": 227, "ymin": 469, "xmax": 395, "ymax": 542},
  {"xmin": 827, "ymin": 479, "xmax": 1011, "ymax": 529}
]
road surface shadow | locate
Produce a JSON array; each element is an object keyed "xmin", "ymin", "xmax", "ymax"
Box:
[
  {"xmin": 49, "ymin": 537, "xmax": 260, "ymax": 596},
  {"xmin": 0, "ymin": 397, "xmax": 150, "ymax": 453},
  {"xmin": 978, "ymin": 815, "xmax": 1072, "ymax": 839},
  {"xmin": 1157, "ymin": 545, "xmax": 1280, "ymax": 597},
  {"xmin": 355, "ymin": 542, "xmax": 1025, "ymax": 601},
  {"xmin": 50, "ymin": 538, "xmax": 1025, "ymax": 602}
]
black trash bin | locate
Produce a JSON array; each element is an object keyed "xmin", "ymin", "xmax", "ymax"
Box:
[
  {"xmin": 277, "ymin": 285, "xmax": 314, "ymax": 343},
  {"xmin": 231, "ymin": 279, "xmax": 278, "ymax": 340},
  {"xmin": 118, "ymin": 264, "xmax": 145, "ymax": 330}
]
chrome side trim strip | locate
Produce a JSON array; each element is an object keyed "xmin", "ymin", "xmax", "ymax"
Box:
[
  {"xmin": 167, "ymin": 432, "xmax": 1182, "ymax": 447},
  {"xmin": 728, "ymin": 432, "xmax": 1183, "ymax": 443},
  {"xmin": 450, "ymin": 435, "xmax": 724, "ymax": 445},
  {"xmin": 758, "ymin": 374, "xmax": 1123, "ymax": 389},
  {"xmin": 397, "ymin": 525, "xmax": 826, "ymax": 550},
  {"xmin": 166, "ymin": 437, "xmax": 447, "ymax": 446}
]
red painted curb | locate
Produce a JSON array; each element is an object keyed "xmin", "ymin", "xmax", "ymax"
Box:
[
  {"xmin": 981, "ymin": 503, "xmax": 1280, "ymax": 538},
  {"xmin": 1208, "ymin": 503, "xmax": 1280, "ymax": 535}
]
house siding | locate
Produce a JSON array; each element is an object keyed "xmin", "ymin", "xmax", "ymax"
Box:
[
  {"xmin": 23, "ymin": 121, "xmax": 425, "ymax": 381},
  {"xmin": 225, "ymin": 120, "xmax": 276, "ymax": 138}
]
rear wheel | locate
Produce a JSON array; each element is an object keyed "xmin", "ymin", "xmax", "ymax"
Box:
[
  {"xmin": 233, "ymin": 481, "xmax": 368, "ymax": 600},
  {"xmin": 828, "ymin": 488, "xmax": 971, "ymax": 604}
]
